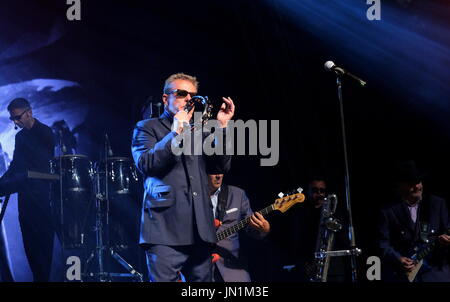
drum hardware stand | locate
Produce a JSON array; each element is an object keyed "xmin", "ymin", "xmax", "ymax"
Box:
[
  {"xmin": 58, "ymin": 131, "xmax": 67, "ymax": 281},
  {"xmin": 57, "ymin": 132, "xmax": 65, "ymax": 248},
  {"xmin": 83, "ymin": 134, "xmax": 143, "ymax": 282},
  {"xmin": 315, "ymin": 248, "xmax": 362, "ymax": 259}
]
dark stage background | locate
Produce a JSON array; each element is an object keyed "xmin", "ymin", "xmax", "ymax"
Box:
[{"xmin": 0, "ymin": 0, "xmax": 449, "ymax": 281}]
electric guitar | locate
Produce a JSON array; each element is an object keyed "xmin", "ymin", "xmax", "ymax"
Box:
[
  {"xmin": 216, "ymin": 189, "xmax": 305, "ymax": 242},
  {"xmin": 406, "ymin": 228, "xmax": 450, "ymax": 282}
]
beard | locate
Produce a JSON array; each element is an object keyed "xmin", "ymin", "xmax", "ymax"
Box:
[{"xmin": 406, "ymin": 191, "xmax": 422, "ymax": 204}]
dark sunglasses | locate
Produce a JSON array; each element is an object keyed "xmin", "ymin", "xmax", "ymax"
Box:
[
  {"xmin": 9, "ymin": 109, "xmax": 29, "ymax": 121},
  {"xmin": 168, "ymin": 89, "xmax": 197, "ymax": 98},
  {"xmin": 311, "ymin": 187, "xmax": 327, "ymax": 194}
]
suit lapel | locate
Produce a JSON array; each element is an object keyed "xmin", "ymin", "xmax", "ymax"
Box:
[{"xmin": 159, "ymin": 117, "xmax": 172, "ymax": 132}]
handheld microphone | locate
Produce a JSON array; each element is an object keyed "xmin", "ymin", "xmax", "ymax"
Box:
[{"xmin": 324, "ymin": 61, "xmax": 367, "ymax": 87}]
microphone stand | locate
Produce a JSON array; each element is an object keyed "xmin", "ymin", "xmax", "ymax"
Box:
[
  {"xmin": 0, "ymin": 141, "xmax": 12, "ymax": 225},
  {"xmin": 0, "ymin": 195, "xmax": 11, "ymax": 226},
  {"xmin": 58, "ymin": 130, "xmax": 67, "ymax": 283},
  {"xmin": 336, "ymin": 75, "xmax": 360, "ymax": 282},
  {"xmin": 0, "ymin": 195, "xmax": 14, "ymax": 282},
  {"xmin": 156, "ymin": 103, "xmax": 162, "ymax": 117}
]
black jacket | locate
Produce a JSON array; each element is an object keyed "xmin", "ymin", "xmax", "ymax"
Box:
[
  {"xmin": 0, "ymin": 119, "xmax": 54, "ymax": 197},
  {"xmin": 378, "ymin": 194, "xmax": 450, "ymax": 281}
]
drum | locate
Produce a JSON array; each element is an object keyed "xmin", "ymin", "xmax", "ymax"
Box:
[
  {"xmin": 94, "ymin": 157, "xmax": 139, "ymax": 198},
  {"xmin": 94, "ymin": 157, "xmax": 141, "ymax": 249},
  {"xmin": 50, "ymin": 154, "xmax": 94, "ymax": 249}
]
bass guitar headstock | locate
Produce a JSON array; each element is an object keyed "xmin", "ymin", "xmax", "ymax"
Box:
[{"xmin": 273, "ymin": 187, "xmax": 305, "ymax": 213}]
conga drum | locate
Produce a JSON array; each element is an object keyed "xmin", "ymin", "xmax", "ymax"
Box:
[
  {"xmin": 94, "ymin": 157, "xmax": 140, "ymax": 250},
  {"xmin": 50, "ymin": 154, "xmax": 94, "ymax": 249}
]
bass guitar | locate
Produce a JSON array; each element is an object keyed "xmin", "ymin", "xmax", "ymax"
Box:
[{"xmin": 216, "ymin": 188, "xmax": 305, "ymax": 241}]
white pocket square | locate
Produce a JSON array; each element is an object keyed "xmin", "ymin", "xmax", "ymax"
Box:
[{"xmin": 226, "ymin": 208, "xmax": 238, "ymax": 214}]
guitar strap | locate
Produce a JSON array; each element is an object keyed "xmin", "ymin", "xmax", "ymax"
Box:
[
  {"xmin": 217, "ymin": 185, "xmax": 229, "ymax": 222},
  {"xmin": 417, "ymin": 197, "xmax": 431, "ymax": 243},
  {"xmin": 214, "ymin": 245, "xmax": 248, "ymax": 270},
  {"xmin": 214, "ymin": 185, "xmax": 247, "ymax": 269}
]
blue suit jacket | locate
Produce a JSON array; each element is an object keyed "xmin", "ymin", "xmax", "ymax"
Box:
[
  {"xmin": 215, "ymin": 185, "xmax": 267, "ymax": 282},
  {"xmin": 131, "ymin": 111, "xmax": 231, "ymax": 246},
  {"xmin": 378, "ymin": 194, "xmax": 450, "ymax": 281}
]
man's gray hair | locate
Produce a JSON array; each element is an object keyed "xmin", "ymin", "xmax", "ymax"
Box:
[{"xmin": 163, "ymin": 73, "xmax": 199, "ymax": 94}]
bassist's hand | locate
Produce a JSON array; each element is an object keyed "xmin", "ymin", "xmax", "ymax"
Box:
[
  {"xmin": 438, "ymin": 234, "xmax": 450, "ymax": 246},
  {"xmin": 249, "ymin": 212, "xmax": 270, "ymax": 235},
  {"xmin": 399, "ymin": 256, "xmax": 416, "ymax": 272}
]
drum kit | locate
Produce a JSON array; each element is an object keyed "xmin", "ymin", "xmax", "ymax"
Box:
[{"xmin": 49, "ymin": 145, "xmax": 143, "ymax": 281}]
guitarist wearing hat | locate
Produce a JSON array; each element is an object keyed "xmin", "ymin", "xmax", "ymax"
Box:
[{"xmin": 378, "ymin": 160, "xmax": 450, "ymax": 282}]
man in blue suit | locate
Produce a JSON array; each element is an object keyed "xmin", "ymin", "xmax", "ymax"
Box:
[
  {"xmin": 131, "ymin": 73, "xmax": 235, "ymax": 281},
  {"xmin": 378, "ymin": 160, "xmax": 450, "ymax": 282},
  {"xmin": 208, "ymin": 173, "xmax": 270, "ymax": 282}
]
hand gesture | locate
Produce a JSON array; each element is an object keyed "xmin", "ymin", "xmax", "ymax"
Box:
[
  {"xmin": 216, "ymin": 97, "xmax": 235, "ymax": 128},
  {"xmin": 438, "ymin": 234, "xmax": 450, "ymax": 246}
]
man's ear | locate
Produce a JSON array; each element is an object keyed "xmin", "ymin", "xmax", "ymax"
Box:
[{"xmin": 162, "ymin": 94, "xmax": 168, "ymax": 107}]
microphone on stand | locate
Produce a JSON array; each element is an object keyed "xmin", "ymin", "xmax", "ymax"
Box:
[
  {"xmin": 105, "ymin": 134, "xmax": 113, "ymax": 157},
  {"xmin": 155, "ymin": 102, "xmax": 162, "ymax": 116},
  {"xmin": 59, "ymin": 130, "xmax": 67, "ymax": 154},
  {"xmin": 324, "ymin": 60, "xmax": 362, "ymax": 282},
  {"xmin": 324, "ymin": 61, "xmax": 367, "ymax": 87}
]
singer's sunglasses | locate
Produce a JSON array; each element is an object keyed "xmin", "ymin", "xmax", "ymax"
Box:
[
  {"xmin": 167, "ymin": 89, "xmax": 197, "ymax": 98},
  {"xmin": 9, "ymin": 109, "xmax": 29, "ymax": 121},
  {"xmin": 311, "ymin": 188, "xmax": 327, "ymax": 194}
]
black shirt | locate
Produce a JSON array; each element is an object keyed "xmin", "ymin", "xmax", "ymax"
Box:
[{"xmin": 0, "ymin": 119, "xmax": 54, "ymax": 195}]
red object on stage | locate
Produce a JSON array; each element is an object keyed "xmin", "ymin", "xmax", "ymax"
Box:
[
  {"xmin": 211, "ymin": 253, "xmax": 221, "ymax": 263},
  {"xmin": 214, "ymin": 218, "xmax": 222, "ymax": 228}
]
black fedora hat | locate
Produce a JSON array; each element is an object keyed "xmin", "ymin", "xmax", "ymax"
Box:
[{"xmin": 392, "ymin": 160, "xmax": 426, "ymax": 183}]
